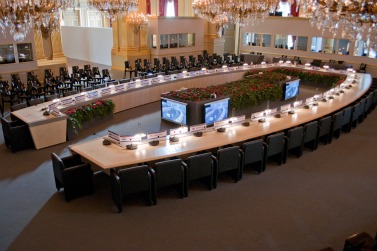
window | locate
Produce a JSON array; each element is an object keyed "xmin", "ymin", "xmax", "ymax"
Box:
[
  {"xmin": 243, "ymin": 33, "xmax": 271, "ymax": 47},
  {"xmin": 157, "ymin": 33, "xmax": 195, "ymax": 49},
  {"xmin": 275, "ymin": 34, "xmax": 286, "ymax": 49},
  {"xmin": 0, "ymin": 44, "xmax": 15, "ymax": 64},
  {"xmin": 297, "ymin": 36, "xmax": 308, "ymax": 51},
  {"xmin": 354, "ymin": 40, "xmax": 377, "ymax": 58},
  {"xmin": 322, "ymin": 38, "xmax": 336, "ymax": 54},
  {"xmin": 311, "ymin": 37, "xmax": 323, "ymax": 52},
  {"xmin": 17, "ymin": 43, "xmax": 33, "ymax": 62},
  {"xmin": 87, "ymin": 10, "xmax": 103, "ymax": 27},
  {"xmin": 62, "ymin": 9, "xmax": 80, "ymax": 26}
]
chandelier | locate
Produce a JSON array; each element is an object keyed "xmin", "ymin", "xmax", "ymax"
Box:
[
  {"xmin": 127, "ymin": 12, "xmax": 148, "ymax": 34},
  {"xmin": 87, "ymin": 0, "xmax": 139, "ymax": 20},
  {"xmin": 0, "ymin": 0, "xmax": 74, "ymax": 42},
  {"xmin": 192, "ymin": 0, "xmax": 279, "ymax": 27},
  {"xmin": 302, "ymin": 0, "xmax": 377, "ymax": 50}
]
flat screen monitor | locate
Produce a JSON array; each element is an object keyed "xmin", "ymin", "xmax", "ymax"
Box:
[
  {"xmin": 161, "ymin": 98, "xmax": 187, "ymax": 125},
  {"xmin": 284, "ymin": 79, "xmax": 300, "ymax": 100},
  {"xmin": 204, "ymin": 98, "xmax": 230, "ymax": 125}
]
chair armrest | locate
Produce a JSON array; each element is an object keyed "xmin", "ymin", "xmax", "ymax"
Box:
[
  {"xmin": 148, "ymin": 168, "xmax": 157, "ymax": 205},
  {"xmin": 110, "ymin": 168, "xmax": 122, "ymax": 212},
  {"xmin": 62, "ymin": 154, "xmax": 83, "ymax": 168},
  {"xmin": 62, "ymin": 163, "xmax": 92, "ymax": 178}
]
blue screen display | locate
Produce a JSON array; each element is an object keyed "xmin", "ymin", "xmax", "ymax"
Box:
[
  {"xmin": 204, "ymin": 98, "xmax": 229, "ymax": 125},
  {"xmin": 161, "ymin": 98, "xmax": 187, "ymax": 124},
  {"xmin": 284, "ymin": 79, "xmax": 300, "ymax": 100}
]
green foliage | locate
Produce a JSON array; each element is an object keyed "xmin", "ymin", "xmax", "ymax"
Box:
[{"xmin": 65, "ymin": 99, "xmax": 115, "ymax": 133}]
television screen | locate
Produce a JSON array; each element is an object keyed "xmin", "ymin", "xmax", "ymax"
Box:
[
  {"xmin": 284, "ymin": 79, "xmax": 300, "ymax": 100},
  {"xmin": 204, "ymin": 98, "xmax": 230, "ymax": 125},
  {"xmin": 161, "ymin": 98, "xmax": 187, "ymax": 125}
]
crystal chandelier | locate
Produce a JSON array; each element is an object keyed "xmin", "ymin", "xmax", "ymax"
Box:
[
  {"xmin": 87, "ymin": 0, "xmax": 139, "ymax": 20},
  {"xmin": 301, "ymin": 0, "xmax": 377, "ymax": 50},
  {"xmin": 192, "ymin": 0, "xmax": 279, "ymax": 27},
  {"xmin": 0, "ymin": 0, "xmax": 74, "ymax": 41},
  {"xmin": 127, "ymin": 12, "xmax": 148, "ymax": 34}
]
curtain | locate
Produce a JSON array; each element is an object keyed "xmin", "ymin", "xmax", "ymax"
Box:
[
  {"xmin": 159, "ymin": 0, "xmax": 178, "ymax": 16},
  {"xmin": 146, "ymin": 0, "xmax": 151, "ymax": 15}
]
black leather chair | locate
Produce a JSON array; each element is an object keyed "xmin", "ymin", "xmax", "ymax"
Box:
[
  {"xmin": 110, "ymin": 165, "xmax": 156, "ymax": 213},
  {"xmin": 264, "ymin": 132, "xmax": 286, "ymax": 166},
  {"xmin": 343, "ymin": 232, "xmax": 376, "ymax": 251},
  {"xmin": 318, "ymin": 116, "xmax": 332, "ymax": 145},
  {"xmin": 364, "ymin": 93, "xmax": 373, "ymax": 118},
  {"xmin": 152, "ymin": 158, "xmax": 187, "ymax": 201},
  {"xmin": 10, "ymin": 102, "xmax": 27, "ymax": 112},
  {"xmin": 331, "ymin": 111, "xmax": 343, "ymax": 141},
  {"xmin": 284, "ymin": 126, "xmax": 304, "ymax": 163},
  {"xmin": 351, "ymin": 102, "xmax": 361, "ymax": 129},
  {"xmin": 1, "ymin": 117, "xmax": 34, "ymax": 152},
  {"xmin": 51, "ymin": 152, "xmax": 93, "ymax": 202},
  {"xmin": 303, "ymin": 121, "xmax": 318, "ymax": 151},
  {"xmin": 358, "ymin": 98, "xmax": 366, "ymax": 123},
  {"xmin": 212, "ymin": 145, "xmax": 242, "ymax": 188},
  {"xmin": 182, "ymin": 152, "xmax": 214, "ymax": 196},
  {"xmin": 341, "ymin": 106, "xmax": 353, "ymax": 133},
  {"xmin": 242, "ymin": 139, "xmax": 266, "ymax": 174}
]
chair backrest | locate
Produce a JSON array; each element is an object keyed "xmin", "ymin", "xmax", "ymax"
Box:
[
  {"xmin": 119, "ymin": 78, "xmax": 130, "ymax": 84},
  {"xmin": 266, "ymin": 132, "xmax": 285, "ymax": 156},
  {"xmin": 332, "ymin": 111, "xmax": 343, "ymax": 130},
  {"xmin": 63, "ymin": 90, "xmax": 78, "ymax": 97},
  {"xmin": 154, "ymin": 159, "xmax": 184, "ymax": 187},
  {"xmin": 318, "ymin": 116, "xmax": 332, "ymax": 137},
  {"xmin": 118, "ymin": 165, "xmax": 151, "ymax": 194},
  {"xmin": 303, "ymin": 121, "xmax": 318, "ymax": 143},
  {"xmin": 342, "ymin": 106, "xmax": 353, "ymax": 126},
  {"xmin": 243, "ymin": 139, "xmax": 264, "ymax": 165},
  {"xmin": 1, "ymin": 117, "xmax": 11, "ymax": 145},
  {"xmin": 287, "ymin": 126, "xmax": 304, "ymax": 149},
  {"xmin": 186, "ymin": 152, "xmax": 213, "ymax": 180},
  {"xmin": 51, "ymin": 152, "xmax": 65, "ymax": 181},
  {"xmin": 10, "ymin": 102, "xmax": 27, "ymax": 112},
  {"xmin": 217, "ymin": 145, "xmax": 241, "ymax": 173},
  {"xmin": 351, "ymin": 102, "xmax": 361, "ymax": 122}
]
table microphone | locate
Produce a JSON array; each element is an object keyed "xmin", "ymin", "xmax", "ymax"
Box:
[{"xmin": 34, "ymin": 98, "xmax": 50, "ymax": 115}]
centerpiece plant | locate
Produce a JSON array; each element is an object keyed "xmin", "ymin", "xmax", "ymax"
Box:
[{"xmin": 65, "ymin": 99, "xmax": 115, "ymax": 134}]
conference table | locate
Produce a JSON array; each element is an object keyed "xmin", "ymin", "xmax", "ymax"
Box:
[{"xmin": 69, "ymin": 71, "xmax": 372, "ymax": 170}]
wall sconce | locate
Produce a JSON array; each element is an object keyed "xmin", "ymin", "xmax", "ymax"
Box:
[{"xmin": 127, "ymin": 12, "xmax": 148, "ymax": 34}]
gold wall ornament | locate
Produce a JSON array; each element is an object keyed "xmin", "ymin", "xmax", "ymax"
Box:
[{"xmin": 127, "ymin": 12, "xmax": 148, "ymax": 34}]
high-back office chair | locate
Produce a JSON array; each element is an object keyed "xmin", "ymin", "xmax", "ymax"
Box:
[
  {"xmin": 51, "ymin": 152, "xmax": 93, "ymax": 202},
  {"xmin": 152, "ymin": 159, "xmax": 187, "ymax": 201},
  {"xmin": 242, "ymin": 139, "xmax": 266, "ymax": 174},
  {"xmin": 341, "ymin": 106, "xmax": 353, "ymax": 133},
  {"xmin": 317, "ymin": 116, "xmax": 332, "ymax": 145},
  {"xmin": 264, "ymin": 132, "xmax": 286, "ymax": 166},
  {"xmin": 351, "ymin": 102, "xmax": 361, "ymax": 129},
  {"xmin": 182, "ymin": 152, "xmax": 214, "ymax": 196},
  {"xmin": 213, "ymin": 145, "xmax": 242, "ymax": 188},
  {"xmin": 110, "ymin": 165, "xmax": 156, "ymax": 213},
  {"xmin": 331, "ymin": 111, "xmax": 343, "ymax": 141},
  {"xmin": 303, "ymin": 121, "xmax": 318, "ymax": 151},
  {"xmin": 284, "ymin": 126, "xmax": 304, "ymax": 163}
]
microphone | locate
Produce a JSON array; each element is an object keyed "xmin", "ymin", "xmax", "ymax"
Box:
[{"xmin": 34, "ymin": 97, "xmax": 50, "ymax": 115}]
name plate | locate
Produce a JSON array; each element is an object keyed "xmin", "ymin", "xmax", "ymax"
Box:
[
  {"xmin": 293, "ymin": 100, "xmax": 303, "ymax": 107},
  {"xmin": 127, "ymin": 82, "xmax": 136, "ymax": 89},
  {"xmin": 50, "ymin": 108, "xmax": 61, "ymax": 116},
  {"xmin": 190, "ymin": 123, "xmax": 207, "ymax": 132},
  {"xmin": 189, "ymin": 71, "xmax": 197, "ymax": 76},
  {"xmin": 305, "ymin": 97, "xmax": 314, "ymax": 104},
  {"xmin": 208, "ymin": 69, "xmax": 216, "ymax": 74},
  {"xmin": 119, "ymin": 135, "xmax": 141, "ymax": 147},
  {"xmin": 164, "ymin": 75, "xmax": 172, "ymax": 81},
  {"xmin": 60, "ymin": 98, "xmax": 75, "ymax": 106},
  {"xmin": 199, "ymin": 70, "xmax": 206, "ymax": 74},
  {"xmin": 152, "ymin": 77, "xmax": 160, "ymax": 83},
  {"xmin": 170, "ymin": 126, "xmax": 188, "ymax": 136},
  {"xmin": 228, "ymin": 67, "xmax": 237, "ymax": 71},
  {"xmin": 114, "ymin": 84, "xmax": 125, "ymax": 92},
  {"xmin": 176, "ymin": 73, "xmax": 184, "ymax": 78},
  {"xmin": 214, "ymin": 119, "xmax": 230, "ymax": 129},
  {"xmin": 75, "ymin": 94, "xmax": 86, "ymax": 102},
  {"xmin": 108, "ymin": 130, "xmax": 120, "ymax": 145},
  {"xmin": 147, "ymin": 130, "xmax": 167, "ymax": 140},
  {"xmin": 251, "ymin": 111, "xmax": 265, "ymax": 120},
  {"xmin": 217, "ymin": 68, "xmax": 225, "ymax": 72},
  {"xmin": 141, "ymin": 79, "xmax": 150, "ymax": 86},
  {"xmin": 101, "ymin": 87, "xmax": 112, "ymax": 95},
  {"xmin": 48, "ymin": 102, "xmax": 60, "ymax": 110},
  {"xmin": 87, "ymin": 90, "xmax": 99, "ymax": 99},
  {"xmin": 229, "ymin": 115, "xmax": 246, "ymax": 124},
  {"xmin": 280, "ymin": 104, "xmax": 291, "ymax": 112}
]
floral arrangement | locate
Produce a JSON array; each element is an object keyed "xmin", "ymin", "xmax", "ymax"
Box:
[
  {"xmin": 244, "ymin": 67, "xmax": 346, "ymax": 87},
  {"xmin": 162, "ymin": 71, "xmax": 284, "ymax": 108},
  {"xmin": 65, "ymin": 99, "xmax": 115, "ymax": 133}
]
